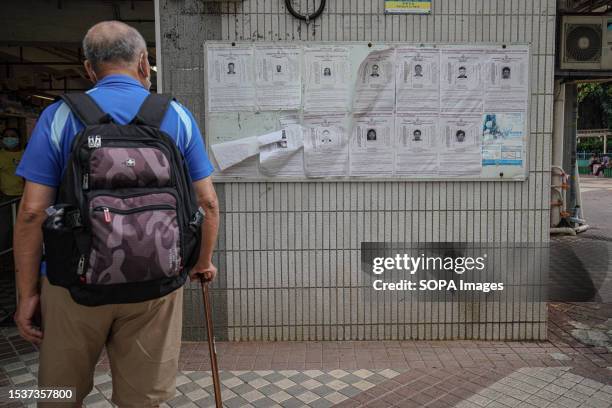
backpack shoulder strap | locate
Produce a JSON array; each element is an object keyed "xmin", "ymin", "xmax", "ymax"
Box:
[
  {"xmin": 60, "ymin": 93, "xmax": 111, "ymax": 126},
  {"xmin": 131, "ymin": 93, "xmax": 174, "ymax": 128}
]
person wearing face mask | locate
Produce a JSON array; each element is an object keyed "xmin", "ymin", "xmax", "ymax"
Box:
[
  {"xmin": 13, "ymin": 21, "xmax": 219, "ymax": 407},
  {"xmin": 0, "ymin": 128, "xmax": 24, "ymax": 253}
]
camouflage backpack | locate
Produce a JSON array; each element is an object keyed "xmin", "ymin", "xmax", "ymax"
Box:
[{"xmin": 42, "ymin": 93, "xmax": 203, "ymax": 306}]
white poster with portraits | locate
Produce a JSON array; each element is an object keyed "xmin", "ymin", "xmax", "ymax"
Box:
[
  {"xmin": 440, "ymin": 49, "xmax": 485, "ymax": 114},
  {"xmin": 396, "ymin": 48, "xmax": 440, "ymax": 114},
  {"xmin": 484, "ymin": 49, "xmax": 529, "ymax": 112},
  {"xmin": 394, "ymin": 114, "xmax": 440, "ymax": 175},
  {"xmin": 207, "ymin": 46, "xmax": 255, "ymax": 112},
  {"xmin": 254, "ymin": 46, "xmax": 302, "ymax": 110},
  {"xmin": 439, "ymin": 115, "xmax": 483, "ymax": 175},
  {"xmin": 303, "ymin": 114, "xmax": 350, "ymax": 177},
  {"xmin": 303, "ymin": 46, "xmax": 351, "ymax": 112},
  {"xmin": 350, "ymin": 114, "xmax": 395, "ymax": 176},
  {"xmin": 353, "ymin": 48, "xmax": 396, "ymax": 113}
]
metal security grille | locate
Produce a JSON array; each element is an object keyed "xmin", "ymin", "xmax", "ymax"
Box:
[{"xmin": 159, "ymin": 0, "xmax": 555, "ymax": 341}]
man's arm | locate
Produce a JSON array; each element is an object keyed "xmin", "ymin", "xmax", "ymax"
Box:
[
  {"xmin": 14, "ymin": 181, "xmax": 56, "ymax": 344},
  {"xmin": 189, "ymin": 176, "xmax": 219, "ymax": 282}
]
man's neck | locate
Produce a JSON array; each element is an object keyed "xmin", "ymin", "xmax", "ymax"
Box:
[{"xmin": 96, "ymin": 68, "xmax": 141, "ymax": 83}]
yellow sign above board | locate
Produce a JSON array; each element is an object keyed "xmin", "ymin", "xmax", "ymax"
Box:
[{"xmin": 384, "ymin": 1, "xmax": 432, "ymax": 14}]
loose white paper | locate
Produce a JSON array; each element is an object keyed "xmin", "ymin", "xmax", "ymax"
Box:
[
  {"xmin": 257, "ymin": 129, "xmax": 286, "ymax": 146},
  {"xmin": 211, "ymin": 136, "xmax": 259, "ymax": 171},
  {"xmin": 260, "ymin": 125, "xmax": 305, "ymax": 177}
]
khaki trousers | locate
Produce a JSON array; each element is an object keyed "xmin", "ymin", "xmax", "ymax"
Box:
[{"xmin": 38, "ymin": 278, "xmax": 183, "ymax": 407}]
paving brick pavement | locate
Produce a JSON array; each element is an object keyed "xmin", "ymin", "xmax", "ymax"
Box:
[{"xmin": 1, "ymin": 308, "xmax": 611, "ymax": 408}]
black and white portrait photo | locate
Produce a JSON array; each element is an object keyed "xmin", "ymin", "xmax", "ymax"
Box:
[
  {"xmin": 366, "ymin": 129, "xmax": 377, "ymax": 141},
  {"xmin": 413, "ymin": 129, "xmax": 422, "ymax": 141},
  {"xmin": 227, "ymin": 62, "xmax": 236, "ymax": 75},
  {"xmin": 457, "ymin": 66, "xmax": 467, "ymax": 79},
  {"xmin": 414, "ymin": 64, "xmax": 423, "ymax": 77},
  {"xmin": 456, "ymin": 130, "xmax": 466, "ymax": 142},
  {"xmin": 323, "ymin": 67, "xmax": 332, "ymax": 76},
  {"xmin": 370, "ymin": 64, "xmax": 380, "ymax": 77},
  {"xmin": 502, "ymin": 66, "xmax": 511, "ymax": 79}
]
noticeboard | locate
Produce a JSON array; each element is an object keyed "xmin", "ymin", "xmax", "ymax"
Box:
[{"xmin": 204, "ymin": 42, "xmax": 530, "ymax": 182}]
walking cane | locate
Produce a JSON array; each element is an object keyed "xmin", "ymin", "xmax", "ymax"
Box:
[{"xmin": 200, "ymin": 278, "xmax": 223, "ymax": 408}]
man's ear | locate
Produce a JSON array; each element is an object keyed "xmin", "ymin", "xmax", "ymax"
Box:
[
  {"xmin": 84, "ymin": 60, "xmax": 97, "ymax": 83},
  {"xmin": 139, "ymin": 52, "xmax": 150, "ymax": 77}
]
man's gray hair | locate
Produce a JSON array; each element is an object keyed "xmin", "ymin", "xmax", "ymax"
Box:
[{"xmin": 83, "ymin": 21, "xmax": 147, "ymax": 71}]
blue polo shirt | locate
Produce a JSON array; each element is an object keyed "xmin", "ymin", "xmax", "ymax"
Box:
[{"xmin": 17, "ymin": 74, "xmax": 214, "ymax": 187}]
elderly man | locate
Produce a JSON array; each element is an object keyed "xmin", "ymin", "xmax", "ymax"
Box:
[{"xmin": 14, "ymin": 21, "xmax": 219, "ymax": 407}]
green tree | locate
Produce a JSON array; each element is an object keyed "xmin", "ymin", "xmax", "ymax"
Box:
[{"xmin": 578, "ymin": 82, "xmax": 612, "ymax": 130}]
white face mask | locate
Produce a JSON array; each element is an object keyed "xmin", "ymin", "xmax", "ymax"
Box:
[{"xmin": 2, "ymin": 136, "xmax": 19, "ymax": 149}]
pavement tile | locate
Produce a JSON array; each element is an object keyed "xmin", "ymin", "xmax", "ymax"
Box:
[
  {"xmin": 195, "ymin": 377, "xmax": 213, "ymax": 388},
  {"xmin": 328, "ymin": 369, "xmax": 349, "ymax": 379},
  {"xmin": 250, "ymin": 397, "xmax": 278, "ymax": 408},
  {"xmin": 564, "ymin": 388, "xmax": 593, "ymax": 403},
  {"xmin": 353, "ymin": 369, "xmax": 374, "ymax": 379},
  {"xmin": 231, "ymin": 382, "xmax": 256, "ymax": 395},
  {"xmin": 248, "ymin": 378, "xmax": 271, "ymax": 389},
  {"xmin": 185, "ymin": 388, "xmax": 209, "ymax": 402},
  {"xmin": 496, "ymin": 395, "xmax": 524, "ymax": 407},
  {"xmin": 242, "ymin": 389, "xmax": 265, "ymax": 403},
  {"xmin": 311, "ymin": 385, "xmax": 334, "ymax": 397},
  {"xmin": 580, "ymin": 378, "xmax": 604, "ymax": 390},
  {"xmin": 352, "ymin": 379, "xmax": 376, "ymax": 391},
  {"xmin": 572, "ymin": 383, "xmax": 598, "ymax": 396},
  {"xmin": 584, "ymin": 396, "xmax": 612, "ymax": 408},
  {"xmin": 326, "ymin": 379, "xmax": 348, "ymax": 391},
  {"xmin": 309, "ymin": 398, "xmax": 334, "ymax": 408},
  {"xmin": 554, "ymin": 396, "xmax": 581, "ymax": 408},
  {"xmin": 301, "ymin": 378, "xmax": 323, "ymax": 390},
  {"xmin": 295, "ymin": 390, "xmax": 320, "ymax": 404},
  {"xmin": 466, "ymin": 393, "xmax": 492, "ymax": 407},
  {"xmin": 338, "ymin": 385, "xmax": 363, "ymax": 398},
  {"xmin": 268, "ymin": 390, "xmax": 291, "ymax": 403},
  {"xmin": 324, "ymin": 391, "xmax": 348, "ymax": 404},
  {"xmin": 535, "ymin": 388, "xmax": 563, "ymax": 402},
  {"xmin": 303, "ymin": 370, "xmax": 324, "ymax": 378},
  {"xmin": 167, "ymin": 394, "xmax": 194, "ymax": 408},
  {"xmin": 269, "ymin": 377, "xmax": 293, "ymax": 390},
  {"xmin": 282, "ymin": 384, "xmax": 304, "ymax": 397}
]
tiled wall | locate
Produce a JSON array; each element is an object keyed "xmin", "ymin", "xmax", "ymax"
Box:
[{"xmin": 159, "ymin": 0, "xmax": 555, "ymax": 341}]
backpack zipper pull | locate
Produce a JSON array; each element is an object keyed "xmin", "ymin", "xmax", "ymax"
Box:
[
  {"xmin": 103, "ymin": 207, "xmax": 111, "ymax": 223},
  {"xmin": 77, "ymin": 255, "xmax": 86, "ymax": 275}
]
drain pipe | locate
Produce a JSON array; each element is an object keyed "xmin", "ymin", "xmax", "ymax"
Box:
[{"xmin": 551, "ymin": 80, "xmax": 566, "ymax": 228}]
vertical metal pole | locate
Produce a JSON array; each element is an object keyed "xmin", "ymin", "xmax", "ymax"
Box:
[{"xmin": 154, "ymin": 0, "xmax": 163, "ymax": 92}]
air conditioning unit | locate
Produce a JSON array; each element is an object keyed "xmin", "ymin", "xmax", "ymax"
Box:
[{"xmin": 560, "ymin": 15, "xmax": 612, "ymax": 70}]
